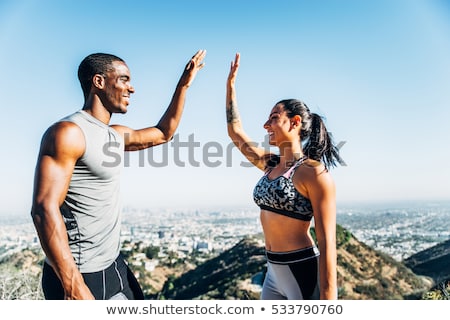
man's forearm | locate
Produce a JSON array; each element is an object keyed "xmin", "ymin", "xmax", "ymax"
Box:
[
  {"xmin": 32, "ymin": 208, "xmax": 87, "ymax": 297},
  {"xmin": 156, "ymin": 84, "xmax": 189, "ymax": 141}
]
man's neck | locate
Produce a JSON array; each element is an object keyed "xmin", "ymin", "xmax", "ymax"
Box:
[{"xmin": 82, "ymin": 96, "xmax": 112, "ymax": 125}]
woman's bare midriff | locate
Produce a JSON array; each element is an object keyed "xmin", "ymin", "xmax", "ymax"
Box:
[{"xmin": 260, "ymin": 209, "xmax": 315, "ymax": 252}]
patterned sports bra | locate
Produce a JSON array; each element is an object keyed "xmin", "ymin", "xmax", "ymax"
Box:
[{"xmin": 253, "ymin": 156, "xmax": 313, "ymax": 221}]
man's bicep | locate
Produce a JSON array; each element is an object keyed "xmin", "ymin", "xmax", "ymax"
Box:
[
  {"xmin": 32, "ymin": 123, "xmax": 84, "ymax": 210},
  {"xmin": 33, "ymin": 154, "xmax": 75, "ymax": 209}
]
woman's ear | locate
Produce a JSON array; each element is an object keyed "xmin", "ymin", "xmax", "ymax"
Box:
[{"xmin": 291, "ymin": 115, "xmax": 301, "ymax": 127}]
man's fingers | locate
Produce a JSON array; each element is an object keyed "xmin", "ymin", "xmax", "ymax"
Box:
[
  {"xmin": 187, "ymin": 49, "xmax": 206, "ymax": 70},
  {"xmin": 193, "ymin": 49, "xmax": 206, "ymax": 62}
]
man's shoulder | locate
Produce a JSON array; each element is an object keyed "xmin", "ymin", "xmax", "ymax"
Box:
[
  {"xmin": 42, "ymin": 119, "xmax": 85, "ymax": 152},
  {"xmin": 36, "ymin": 121, "xmax": 84, "ymax": 161}
]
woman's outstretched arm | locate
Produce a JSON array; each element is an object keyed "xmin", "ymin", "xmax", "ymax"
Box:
[{"xmin": 226, "ymin": 53, "xmax": 269, "ymax": 171}]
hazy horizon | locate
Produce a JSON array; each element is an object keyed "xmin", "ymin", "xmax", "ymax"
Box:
[{"xmin": 2, "ymin": 198, "xmax": 450, "ymax": 219}]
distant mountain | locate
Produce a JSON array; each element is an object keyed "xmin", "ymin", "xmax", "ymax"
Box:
[
  {"xmin": 159, "ymin": 225, "xmax": 434, "ymax": 300},
  {"xmin": 403, "ymin": 239, "xmax": 450, "ymax": 285}
]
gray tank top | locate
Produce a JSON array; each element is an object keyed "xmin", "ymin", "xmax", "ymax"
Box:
[{"xmin": 59, "ymin": 110, "xmax": 124, "ymax": 272}]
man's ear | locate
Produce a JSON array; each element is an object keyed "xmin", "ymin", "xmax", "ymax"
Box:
[{"xmin": 93, "ymin": 74, "xmax": 105, "ymax": 89}]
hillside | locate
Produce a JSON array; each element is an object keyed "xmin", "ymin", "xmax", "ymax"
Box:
[
  {"xmin": 159, "ymin": 225, "xmax": 433, "ymax": 299},
  {"xmin": 0, "ymin": 248, "xmax": 43, "ymax": 299},
  {"xmin": 335, "ymin": 226, "xmax": 432, "ymax": 299},
  {"xmin": 403, "ymin": 239, "xmax": 450, "ymax": 284},
  {"xmin": 157, "ymin": 234, "xmax": 266, "ymax": 300}
]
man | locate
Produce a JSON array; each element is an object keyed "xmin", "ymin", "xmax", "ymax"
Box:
[{"xmin": 31, "ymin": 50, "xmax": 206, "ymax": 300}]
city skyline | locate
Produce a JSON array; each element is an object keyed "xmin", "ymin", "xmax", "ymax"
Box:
[{"xmin": 1, "ymin": 0, "xmax": 450, "ymax": 218}]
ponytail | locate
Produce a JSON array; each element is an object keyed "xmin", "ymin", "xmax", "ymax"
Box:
[{"xmin": 303, "ymin": 113, "xmax": 341, "ymax": 169}]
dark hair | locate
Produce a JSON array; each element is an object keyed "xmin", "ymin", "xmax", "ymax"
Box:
[
  {"xmin": 278, "ymin": 99, "xmax": 342, "ymax": 169},
  {"xmin": 77, "ymin": 53, "xmax": 124, "ymax": 99}
]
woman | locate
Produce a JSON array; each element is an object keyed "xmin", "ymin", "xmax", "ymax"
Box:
[{"xmin": 226, "ymin": 53, "xmax": 341, "ymax": 300}]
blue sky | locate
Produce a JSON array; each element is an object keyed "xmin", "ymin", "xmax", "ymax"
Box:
[{"xmin": 1, "ymin": 0, "xmax": 450, "ymax": 217}]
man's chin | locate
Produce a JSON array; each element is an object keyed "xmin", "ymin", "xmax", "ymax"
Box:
[{"xmin": 116, "ymin": 106, "xmax": 128, "ymax": 114}]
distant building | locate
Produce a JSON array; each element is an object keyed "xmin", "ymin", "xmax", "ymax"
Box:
[{"xmin": 196, "ymin": 241, "xmax": 210, "ymax": 253}]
